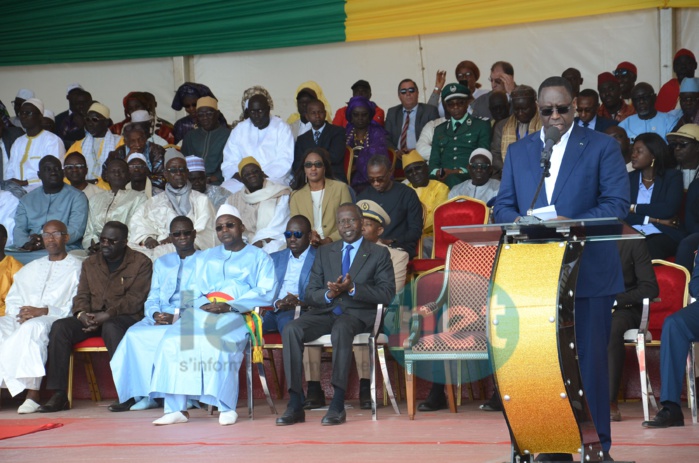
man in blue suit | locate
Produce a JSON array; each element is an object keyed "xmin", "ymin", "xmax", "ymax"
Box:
[
  {"xmin": 494, "ymin": 76, "xmax": 630, "ymax": 461},
  {"xmin": 262, "ymin": 215, "xmax": 316, "ymax": 335},
  {"xmin": 574, "ymin": 89, "xmax": 618, "ymax": 133}
]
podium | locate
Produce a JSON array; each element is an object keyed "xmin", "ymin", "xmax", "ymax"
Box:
[{"xmin": 444, "ymin": 218, "xmax": 641, "ymax": 463}]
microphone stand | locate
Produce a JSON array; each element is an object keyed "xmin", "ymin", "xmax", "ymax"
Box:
[{"xmin": 519, "ymin": 152, "xmax": 552, "ymax": 225}]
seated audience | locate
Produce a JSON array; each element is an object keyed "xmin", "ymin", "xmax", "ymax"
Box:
[
  {"xmin": 149, "ymin": 205, "xmax": 275, "ymax": 426},
  {"xmin": 186, "ymin": 156, "xmax": 231, "ymax": 209},
  {"xmin": 386, "ymin": 79, "xmax": 439, "ymax": 153},
  {"xmin": 39, "ymin": 221, "xmax": 152, "ymax": 413},
  {"xmin": 83, "ymin": 159, "xmax": 147, "ymax": 251},
  {"xmin": 290, "ymin": 148, "xmax": 352, "ymax": 246},
  {"xmin": 614, "ymin": 62, "xmax": 638, "ymax": 104},
  {"xmin": 129, "ymin": 149, "xmax": 215, "ymax": 260},
  {"xmin": 109, "ymin": 92, "xmax": 150, "ymax": 136},
  {"xmin": 333, "ymin": 80, "xmax": 385, "ymax": 128},
  {"xmin": 669, "ymin": 123, "xmax": 699, "ymax": 189},
  {"xmin": 262, "ymin": 215, "xmax": 316, "ymax": 335},
  {"xmin": 357, "ymin": 155, "xmax": 423, "ymax": 259},
  {"xmin": 63, "ymin": 152, "xmax": 104, "ymax": 200},
  {"xmin": 229, "ymin": 85, "xmax": 274, "ymax": 130},
  {"xmin": 67, "ymin": 102, "xmax": 122, "ymax": 182},
  {"xmin": 619, "ymin": 83, "xmax": 681, "ymax": 141},
  {"xmin": 642, "ymin": 249, "xmax": 699, "ymax": 428},
  {"xmin": 415, "ymin": 115, "xmax": 445, "ymax": 163},
  {"xmin": 673, "ymin": 127, "xmax": 699, "ymax": 271},
  {"xmin": 222, "ymin": 94, "xmax": 293, "ymax": 194},
  {"xmin": 129, "ymin": 110, "xmax": 169, "ymax": 147},
  {"xmin": 109, "ymin": 216, "xmax": 200, "ymax": 412},
  {"xmin": 5, "ymin": 98, "xmax": 65, "ymax": 192},
  {"xmin": 111, "ymin": 92, "xmax": 175, "ymax": 145},
  {"xmin": 9, "ymin": 89, "xmax": 34, "ymax": 129},
  {"xmin": 471, "ymin": 61, "xmax": 516, "ymax": 120},
  {"xmin": 575, "ymin": 89, "xmax": 618, "ymax": 132},
  {"xmin": 171, "ymin": 82, "xmax": 226, "ymax": 144},
  {"xmin": 608, "ymin": 239, "xmax": 658, "ymax": 422},
  {"xmin": 181, "ymin": 97, "xmax": 230, "ymax": 185},
  {"xmin": 598, "ymin": 72, "xmax": 636, "ymax": 122},
  {"xmin": 450, "ymin": 148, "xmax": 501, "ymax": 205},
  {"xmin": 0, "ymin": 191, "xmax": 19, "ymax": 247},
  {"xmin": 286, "ymin": 82, "xmax": 332, "ymax": 140},
  {"xmin": 428, "ymin": 61, "xmax": 488, "ymax": 117},
  {"xmin": 126, "ymin": 152, "xmax": 162, "ymax": 198},
  {"xmin": 0, "ymin": 225, "xmax": 22, "ymax": 316},
  {"xmin": 672, "ymin": 77, "xmax": 699, "ymax": 131},
  {"xmin": 606, "ymin": 125, "xmax": 634, "ymax": 172},
  {"xmin": 1, "ymin": 120, "xmax": 24, "ymax": 183},
  {"xmin": 401, "ymin": 150, "xmax": 448, "ymax": 257},
  {"xmin": 562, "ymin": 67, "xmax": 584, "ymax": 98},
  {"xmin": 487, "ymin": 91, "xmax": 512, "ymax": 128},
  {"xmin": 626, "ymin": 132, "xmax": 684, "ymax": 260},
  {"xmin": 9, "ymin": 156, "xmax": 88, "ymax": 264},
  {"xmin": 345, "ymin": 96, "xmax": 390, "ymax": 192},
  {"xmin": 0, "ymin": 220, "xmax": 81, "ymax": 413},
  {"xmin": 656, "ymin": 49, "xmax": 697, "ymax": 113},
  {"xmin": 54, "ymin": 86, "xmax": 92, "ymax": 150},
  {"xmin": 140, "ymin": 92, "xmax": 175, "ymax": 145},
  {"xmin": 490, "ymin": 85, "xmax": 541, "ymax": 174},
  {"xmin": 276, "ymin": 203, "xmax": 394, "ymax": 426},
  {"xmin": 293, "ymin": 100, "xmax": 346, "ymax": 183},
  {"xmin": 42, "ymin": 110, "xmax": 56, "ymax": 134},
  {"xmin": 429, "ymin": 83, "xmax": 491, "ymax": 188},
  {"xmin": 108, "ymin": 123, "xmax": 166, "ymax": 190}
]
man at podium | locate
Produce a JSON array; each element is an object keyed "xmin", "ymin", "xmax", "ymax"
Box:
[{"xmin": 493, "ymin": 76, "xmax": 630, "ymax": 461}]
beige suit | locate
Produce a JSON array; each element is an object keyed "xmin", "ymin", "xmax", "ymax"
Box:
[{"xmin": 290, "ymin": 178, "xmax": 352, "ymax": 242}]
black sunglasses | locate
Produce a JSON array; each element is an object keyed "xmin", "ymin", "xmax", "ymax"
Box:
[
  {"xmin": 399, "ymin": 87, "xmax": 417, "ymax": 94},
  {"xmin": 166, "ymin": 167, "xmax": 187, "ymax": 174},
  {"xmin": 215, "ymin": 222, "xmax": 236, "ymax": 232},
  {"xmin": 614, "ymin": 69, "xmax": 631, "ymax": 77},
  {"xmin": 170, "ymin": 230, "xmax": 194, "ymax": 238},
  {"xmin": 540, "ymin": 105, "xmax": 572, "ymax": 116},
  {"xmin": 304, "ymin": 161, "xmax": 324, "ymax": 169},
  {"xmin": 284, "ymin": 231, "xmax": 304, "ymax": 239},
  {"xmin": 669, "ymin": 141, "xmax": 693, "ymax": 149}
]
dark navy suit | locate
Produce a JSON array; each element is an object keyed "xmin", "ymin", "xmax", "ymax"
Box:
[
  {"xmin": 262, "ymin": 246, "xmax": 316, "ymax": 334},
  {"xmin": 575, "ymin": 116, "xmax": 618, "ymax": 133},
  {"xmin": 494, "ymin": 124, "xmax": 630, "ymax": 452}
]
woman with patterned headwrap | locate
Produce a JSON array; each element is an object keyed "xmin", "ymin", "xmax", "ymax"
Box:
[
  {"xmin": 171, "ymin": 82, "xmax": 228, "ymax": 144},
  {"xmin": 230, "ymin": 86, "xmax": 274, "ymax": 130},
  {"xmin": 345, "ymin": 96, "xmax": 389, "ymax": 192},
  {"xmin": 286, "ymin": 81, "xmax": 332, "ymax": 140}
]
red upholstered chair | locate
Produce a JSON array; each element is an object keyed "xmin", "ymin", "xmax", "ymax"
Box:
[
  {"xmin": 408, "ymin": 195, "xmax": 489, "ymax": 277},
  {"xmin": 67, "ymin": 337, "xmax": 108, "ymax": 408},
  {"xmin": 404, "ymin": 240, "xmax": 497, "ymax": 419},
  {"xmin": 631, "ymin": 260, "xmax": 692, "ymax": 421}
]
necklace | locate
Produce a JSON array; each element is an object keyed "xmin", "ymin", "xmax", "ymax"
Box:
[
  {"xmin": 642, "ymin": 176, "xmax": 655, "ymax": 182},
  {"xmin": 347, "ymin": 127, "xmax": 370, "ymax": 150}
]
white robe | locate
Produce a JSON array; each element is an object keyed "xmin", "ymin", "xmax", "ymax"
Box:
[
  {"xmin": 0, "ymin": 191, "xmax": 19, "ymax": 248},
  {"xmin": 221, "ymin": 117, "xmax": 294, "ymax": 194},
  {"xmin": 0, "ymin": 254, "xmax": 81, "ymax": 396},
  {"xmin": 83, "ymin": 189, "xmax": 147, "ymax": 249},
  {"xmin": 5, "ymin": 131, "xmax": 66, "ymax": 192},
  {"xmin": 149, "ymin": 244, "xmax": 276, "ymax": 412},
  {"xmin": 128, "ymin": 189, "xmax": 216, "ymax": 260},
  {"xmin": 110, "ymin": 251, "xmax": 199, "ymax": 402}
]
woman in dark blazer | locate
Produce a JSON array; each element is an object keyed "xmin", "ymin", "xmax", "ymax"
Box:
[{"xmin": 626, "ymin": 132, "xmax": 685, "ymax": 259}]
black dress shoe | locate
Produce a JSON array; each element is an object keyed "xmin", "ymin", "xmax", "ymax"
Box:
[
  {"xmin": 359, "ymin": 386, "xmax": 372, "ymax": 410},
  {"xmin": 276, "ymin": 407, "xmax": 305, "ymax": 426},
  {"xmin": 321, "ymin": 408, "xmax": 346, "ymax": 426},
  {"xmin": 642, "ymin": 406, "xmax": 685, "ymax": 428},
  {"xmin": 108, "ymin": 397, "xmax": 137, "ymax": 412},
  {"xmin": 534, "ymin": 453, "xmax": 573, "ymax": 461},
  {"xmin": 418, "ymin": 394, "xmax": 447, "ymax": 412},
  {"xmin": 38, "ymin": 392, "xmax": 69, "ymax": 413},
  {"xmin": 603, "ymin": 451, "xmax": 614, "ymax": 461},
  {"xmin": 303, "ymin": 395, "xmax": 326, "ymax": 410},
  {"xmin": 479, "ymin": 394, "xmax": 503, "ymax": 412}
]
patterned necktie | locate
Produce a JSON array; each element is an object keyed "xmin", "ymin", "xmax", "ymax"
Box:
[
  {"xmin": 399, "ymin": 110, "xmax": 412, "ymax": 151},
  {"xmin": 333, "ymin": 244, "xmax": 354, "ymax": 315},
  {"xmin": 314, "ymin": 130, "xmax": 321, "ymax": 144}
]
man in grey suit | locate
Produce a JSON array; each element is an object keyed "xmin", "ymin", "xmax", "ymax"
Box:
[
  {"xmin": 277, "ymin": 203, "xmax": 395, "ymax": 426},
  {"xmin": 385, "ymin": 79, "xmax": 439, "ymax": 153}
]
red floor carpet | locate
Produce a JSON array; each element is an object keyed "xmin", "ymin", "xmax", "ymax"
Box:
[{"xmin": 0, "ymin": 419, "xmax": 64, "ymax": 441}]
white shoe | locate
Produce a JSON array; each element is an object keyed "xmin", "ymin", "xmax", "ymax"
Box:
[
  {"xmin": 219, "ymin": 410, "xmax": 238, "ymax": 426},
  {"xmin": 18, "ymin": 399, "xmax": 40, "ymax": 414},
  {"xmin": 153, "ymin": 411, "xmax": 189, "ymax": 426},
  {"xmin": 130, "ymin": 397, "xmax": 158, "ymax": 411}
]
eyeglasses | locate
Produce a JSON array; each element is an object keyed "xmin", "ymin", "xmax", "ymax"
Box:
[
  {"xmin": 166, "ymin": 167, "xmax": 188, "ymax": 174},
  {"xmin": 337, "ymin": 218, "xmax": 359, "ymax": 226},
  {"xmin": 669, "ymin": 141, "xmax": 693, "ymax": 149},
  {"xmin": 284, "ymin": 231, "xmax": 305, "ymax": 239},
  {"xmin": 129, "ymin": 164, "xmax": 148, "ymax": 171},
  {"xmin": 170, "ymin": 230, "xmax": 194, "ymax": 238},
  {"xmin": 85, "ymin": 116, "xmax": 106, "ymax": 123},
  {"xmin": 614, "ymin": 69, "xmax": 632, "ymax": 77},
  {"xmin": 399, "ymin": 87, "xmax": 417, "ymax": 94},
  {"xmin": 539, "ymin": 105, "xmax": 572, "ymax": 116},
  {"xmin": 304, "ymin": 161, "xmax": 324, "ymax": 169},
  {"xmin": 41, "ymin": 231, "xmax": 67, "ymax": 240},
  {"xmin": 99, "ymin": 237, "xmax": 122, "ymax": 245},
  {"xmin": 215, "ymin": 222, "xmax": 236, "ymax": 232},
  {"xmin": 368, "ymin": 172, "xmax": 391, "ymax": 184},
  {"xmin": 64, "ymin": 164, "xmax": 86, "ymax": 170},
  {"xmin": 456, "ymin": 72, "xmax": 474, "ymax": 79},
  {"xmin": 469, "ymin": 162, "xmax": 491, "ymax": 170}
]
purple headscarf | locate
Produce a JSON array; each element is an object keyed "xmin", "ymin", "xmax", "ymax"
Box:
[
  {"xmin": 345, "ymin": 96, "xmax": 378, "ymax": 125},
  {"xmin": 171, "ymin": 82, "xmax": 217, "ymax": 111}
]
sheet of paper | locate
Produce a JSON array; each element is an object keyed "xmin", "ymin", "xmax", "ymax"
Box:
[{"xmin": 531, "ymin": 205, "xmax": 558, "ymax": 221}]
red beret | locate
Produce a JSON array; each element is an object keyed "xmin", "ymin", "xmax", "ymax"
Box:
[
  {"xmin": 674, "ymin": 48, "xmax": 696, "ymax": 61},
  {"xmin": 598, "ymin": 72, "xmax": 619, "ymax": 87},
  {"xmin": 615, "ymin": 61, "xmax": 637, "ymax": 75}
]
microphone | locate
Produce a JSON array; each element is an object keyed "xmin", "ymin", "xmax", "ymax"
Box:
[{"xmin": 540, "ymin": 126, "xmax": 561, "ymax": 168}]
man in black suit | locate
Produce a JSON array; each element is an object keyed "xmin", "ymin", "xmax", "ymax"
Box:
[
  {"xmin": 575, "ymin": 89, "xmax": 618, "ymax": 133},
  {"xmin": 277, "ymin": 203, "xmax": 395, "ymax": 426},
  {"xmin": 385, "ymin": 79, "xmax": 439, "ymax": 153},
  {"xmin": 293, "ymin": 100, "xmax": 347, "ymax": 183}
]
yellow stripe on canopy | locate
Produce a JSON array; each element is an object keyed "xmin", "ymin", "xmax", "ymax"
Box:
[{"xmin": 344, "ymin": 0, "xmax": 692, "ymax": 42}]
